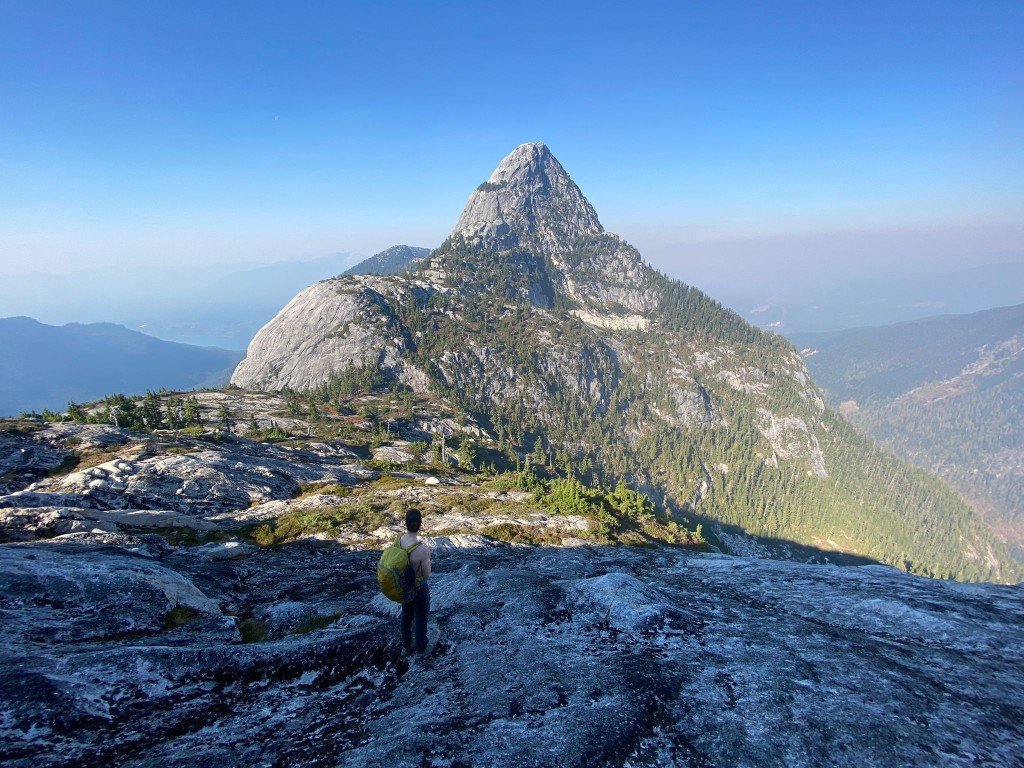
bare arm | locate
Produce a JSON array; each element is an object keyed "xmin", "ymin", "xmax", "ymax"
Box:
[{"xmin": 413, "ymin": 543, "xmax": 432, "ymax": 580}]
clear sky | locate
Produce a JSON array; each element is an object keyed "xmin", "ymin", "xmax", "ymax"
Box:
[{"xmin": 2, "ymin": 1, "xmax": 1022, "ymax": 287}]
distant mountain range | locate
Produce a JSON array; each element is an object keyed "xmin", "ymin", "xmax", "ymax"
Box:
[
  {"xmin": 229, "ymin": 142, "xmax": 1017, "ymax": 582},
  {"xmin": 0, "ymin": 317, "xmax": 243, "ymax": 416},
  {"xmin": 791, "ymin": 304, "xmax": 1024, "ymax": 558},
  {"xmin": 719, "ymin": 260, "xmax": 1024, "ymax": 335}
]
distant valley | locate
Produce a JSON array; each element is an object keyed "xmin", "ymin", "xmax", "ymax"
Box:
[
  {"xmin": 716, "ymin": 257, "xmax": 1024, "ymax": 335},
  {"xmin": 791, "ymin": 304, "xmax": 1024, "ymax": 558},
  {"xmin": 0, "ymin": 317, "xmax": 242, "ymax": 416}
]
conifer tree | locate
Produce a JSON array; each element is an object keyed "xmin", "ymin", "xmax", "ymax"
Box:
[
  {"xmin": 183, "ymin": 396, "xmax": 202, "ymax": 427},
  {"xmin": 140, "ymin": 391, "xmax": 164, "ymax": 431}
]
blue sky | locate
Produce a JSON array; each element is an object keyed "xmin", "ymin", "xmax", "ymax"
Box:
[{"xmin": 2, "ymin": 0, "xmax": 1022, "ymax": 287}]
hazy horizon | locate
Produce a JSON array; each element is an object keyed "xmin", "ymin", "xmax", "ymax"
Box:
[{"xmin": 2, "ymin": 2, "xmax": 1022, "ymax": 341}]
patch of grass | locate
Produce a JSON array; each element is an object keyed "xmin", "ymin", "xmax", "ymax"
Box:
[
  {"xmin": 257, "ymin": 501, "xmax": 391, "ymax": 545},
  {"xmin": 291, "ymin": 613, "xmax": 340, "ymax": 635},
  {"xmin": 72, "ymin": 449, "xmax": 126, "ymax": 470},
  {"xmin": 483, "ymin": 523, "xmax": 563, "ymax": 546},
  {"xmin": 446, "ymin": 493, "xmax": 498, "ymax": 515},
  {"xmin": 238, "ymin": 618, "xmax": 266, "ymax": 643},
  {"xmin": 0, "ymin": 419, "xmax": 45, "ymax": 435},
  {"xmin": 47, "ymin": 454, "xmax": 80, "ymax": 477},
  {"xmin": 164, "ymin": 605, "xmax": 204, "ymax": 630},
  {"xmin": 295, "ymin": 482, "xmax": 353, "ymax": 499},
  {"xmin": 369, "ymin": 474, "xmax": 416, "ymax": 491}
]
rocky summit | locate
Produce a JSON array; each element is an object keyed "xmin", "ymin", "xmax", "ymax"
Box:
[
  {"xmin": 452, "ymin": 142, "xmax": 604, "ymax": 256},
  {"xmin": 229, "ymin": 143, "xmax": 1017, "ymax": 582}
]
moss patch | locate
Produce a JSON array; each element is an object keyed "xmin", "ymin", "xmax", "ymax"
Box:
[{"xmin": 291, "ymin": 613, "xmax": 340, "ymax": 635}]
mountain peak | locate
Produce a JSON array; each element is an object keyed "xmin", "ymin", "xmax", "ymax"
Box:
[{"xmin": 451, "ymin": 143, "xmax": 603, "ymax": 255}]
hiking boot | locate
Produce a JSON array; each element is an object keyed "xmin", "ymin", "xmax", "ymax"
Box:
[
  {"xmin": 416, "ymin": 640, "xmax": 436, "ymax": 659},
  {"xmin": 400, "ymin": 645, "xmax": 414, "ymax": 658}
]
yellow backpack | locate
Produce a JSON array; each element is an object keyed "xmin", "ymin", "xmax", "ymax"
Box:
[{"xmin": 377, "ymin": 536, "xmax": 421, "ymax": 603}]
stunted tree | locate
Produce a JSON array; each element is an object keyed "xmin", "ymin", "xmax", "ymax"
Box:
[
  {"xmin": 457, "ymin": 440, "xmax": 476, "ymax": 471},
  {"xmin": 531, "ymin": 436, "xmax": 546, "ymax": 468},
  {"xmin": 140, "ymin": 391, "xmax": 164, "ymax": 431},
  {"xmin": 166, "ymin": 398, "xmax": 185, "ymax": 430},
  {"xmin": 67, "ymin": 401, "xmax": 87, "ymax": 423},
  {"xmin": 283, "ymin": 388, "xmax": 303, "ymax": 417},
  {"xmin": 104, "ymin": 393, "xmax": 142, "ymax": 431},
  {"xmin": 217, "ymin": 403, "xmax": 233, "ymax": 430},
  {"xmin": 182, "ymin": 396, "xmax": 202, "ymax": 427}
]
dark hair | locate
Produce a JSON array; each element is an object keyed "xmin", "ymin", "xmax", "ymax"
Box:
[{"xmin": 405, "ymin": 507, "xmax": 422, "ymax": 533}]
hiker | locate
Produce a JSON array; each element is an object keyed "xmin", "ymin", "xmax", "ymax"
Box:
[{"xmin": 399, "ymin": 507, "xmax": 432, "ymax": 656}]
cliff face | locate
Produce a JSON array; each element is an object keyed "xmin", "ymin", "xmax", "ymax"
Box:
[
  {"xmin": 230, "ymin": 277, "xmax": 430, "ymax": 394},
  {"xmin": 452, "ymin": 142, "xmax": 603, "ymax": 255}
]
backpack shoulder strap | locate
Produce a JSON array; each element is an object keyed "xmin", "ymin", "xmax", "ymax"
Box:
[{"xmin": 397, "ymin": 534, "xmax": 421, "ymax": 554}]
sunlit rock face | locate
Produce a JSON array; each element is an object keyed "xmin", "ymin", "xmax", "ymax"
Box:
[
  {"xmin": 452, "ymin": 142, "xmax": 604, "ymax": 256},
  {"xmin": 2, "ymin": 539, "xmax": 1021, "ymax": 767}
]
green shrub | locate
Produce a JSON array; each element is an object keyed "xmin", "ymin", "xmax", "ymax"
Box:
[
  {"xmin": 484, "ymin": 471, "xmax": 541, "ymax": 492},
  {"xmin": 252, "ymin": 524, "xmax": 276, "ymax": 547},
  {"xmin": 482, "ymin": 523, "xmax": 562, "ymax": 546},
  {"xmin": 238, "ymin": 618, "xmax": 266, "ymax": 643},
  {"xmin": 369, "ymin": 474, "xmax": 415, "ymax": 491},
  {"xmin": 259, "ymin": 502, "xmax": 389, "ymax": 544},
  {"xmin": 164, "ymin": 605, "xmax": 203, "ymax": 630}
]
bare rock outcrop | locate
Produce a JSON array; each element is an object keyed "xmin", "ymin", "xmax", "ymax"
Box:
[
  {"xmin": 2, "ymin": 540, "xmax": 1022, "ymax": 767},
  {"xmin": 453, "ymin": 142, "xmax": 603, "ymax": 256}
]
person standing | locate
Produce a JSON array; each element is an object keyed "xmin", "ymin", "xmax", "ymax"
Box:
[{"xmin": 399, "ymin": 508, "xmax": 433, "ymax": 657}]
